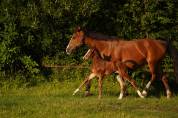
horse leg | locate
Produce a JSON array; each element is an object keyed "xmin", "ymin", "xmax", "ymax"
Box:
[
  {"xmin": 156, "ymin": 65, "xmax": 171, "ymax": 98},
  {"xmin": 116, "ymin": 75, "xmax": 126, "ymax": 99},
  {"xmin": 161, "ymin": 73, "xmax": 172, "ymax": 98},
  {"xmin": 98, "ymin": 76, "xmax": 103, "ymax": 99},
  {"xmin": 84, "ymin": 79, "xmax": 92, "ymax": 96},
  {"xmin": 117, "ymin": 64, "xmax": 144, "ymax": 98},
  {"xmin": 73, "ymin": 73, "xmax": 96, "ymax": 95},
  {"xmin": 142, "ymin": 62, "xmax": 156, "ymax": 97},
  {"xmin": 141, "ymin": 72, "xmax": 147, "ymax": 88}
]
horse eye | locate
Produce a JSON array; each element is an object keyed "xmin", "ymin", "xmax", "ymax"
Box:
[
  {"xmin": 73, "ymin": 36, "xmax": 76, "ymax": 39},
  {"xmin": 72, "ymin": 35, "xmax": 77, "ymax": 39}
]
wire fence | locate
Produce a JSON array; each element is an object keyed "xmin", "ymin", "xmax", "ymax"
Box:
[
  {"xmin": 43, "ymin": 63, "xmax": 174, "ymax": 73},
  {"xmin": 43, "ymin": 64, "xmax": 89, "ymax": 69}
]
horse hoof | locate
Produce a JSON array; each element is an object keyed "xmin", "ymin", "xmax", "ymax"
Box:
[
  {"xmin": 142, "ymin": 90, "xmax": 147, "ymax": 97},
  {"xmin": 118, "ymin": 97, "xmax": 123, "ymax": 100},
  {"xmin": 118, "ymin": 93, "xmax": 124, "ymax": 100},
  {"xmin": 140, "ymin": 95, "xmax": 145, "ymax": 98},
  {"xmin": 84, "ymin": 91, "xmax": 93, "ymax": 97},
  {"xmin": 167, "ymin": 94, "xmax": 172, "ymax": 99},
  {"xmin": 166, "ymin": 91, "xmax": 172, "ymax": 99},
  {"xmin": 125, "ymin": 92, "xmax": 129, "ymax": 96}
]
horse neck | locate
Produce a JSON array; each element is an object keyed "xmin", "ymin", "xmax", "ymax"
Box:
[
  {"xmin": 84, "ymin": 36, "xmax": 109, "ymax": 52},
  {"xmin": 84, "ymin": 37, "xmax": 96, "ymax": 48}
]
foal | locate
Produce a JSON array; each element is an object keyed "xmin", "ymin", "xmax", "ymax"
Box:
[{"xmin": 73, "ymin": 49, "xmax": 126, "ymax": 99}]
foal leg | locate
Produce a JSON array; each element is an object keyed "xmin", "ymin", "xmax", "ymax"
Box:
[
  {"xmin": 98, "ymin": 76, "xmax": 103, "ymax": 99},
  {"xmin": 73, "ymin": 73, "xmax": 96, "ymax": 95},
  {"xmin": 84, "ymin": 79, "xmax": 92, "ymax": 96},
  {"xmin": 116, "ymin": 75, "xmax": 126, "ymax": 99},
  {"xmin": 161, "ymin": 73, "xmax": 172, "ymax": 98},
  {"xmin": 117, "ymin": 64, "xmax": 144, "ymax": 98}
]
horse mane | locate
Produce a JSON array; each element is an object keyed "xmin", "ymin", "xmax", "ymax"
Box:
[{"xmin": 84, "ymin": 31, "xmax": 119, "ymax": 41}]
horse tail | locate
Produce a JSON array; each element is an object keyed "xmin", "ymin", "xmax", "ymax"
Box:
[{"xmin": 167, "ymin": 40, "xmax": 178, "ymax": 83}]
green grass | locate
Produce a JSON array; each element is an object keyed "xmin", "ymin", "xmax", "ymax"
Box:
[{"xmin": 0, "ymin": 80, "xmax": 178, "ymax": 118}]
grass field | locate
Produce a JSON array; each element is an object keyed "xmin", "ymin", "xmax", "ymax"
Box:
[{"xmin": 0, "ymin": 79, "xmax": 178, "ymax": 118}]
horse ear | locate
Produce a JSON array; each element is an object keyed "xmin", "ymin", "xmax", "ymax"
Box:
[
  {"xmin": 77, "ymin": 26, "xmax": 81, "ymax": 31},
  {"xmin": 75, "ymin": 26, "xmax": 81, "ymax": 32}
]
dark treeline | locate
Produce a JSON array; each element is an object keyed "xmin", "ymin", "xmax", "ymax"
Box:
[{"xmin": 0, "ymin": 0, "xmax": 178, "ymax": 83}]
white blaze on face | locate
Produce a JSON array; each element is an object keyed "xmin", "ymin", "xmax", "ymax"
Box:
[
  {"xmin": 66, "ymin": 45, "xmax": 70, "ymax": 54},
  {"xmin": 66, "ymin": 35, "xmax": 75, "ymax": 54}
]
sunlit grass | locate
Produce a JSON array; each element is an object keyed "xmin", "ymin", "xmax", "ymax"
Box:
[{"xmin": 0, "ymin": 80, "xmax": 178, "ymax": 118}]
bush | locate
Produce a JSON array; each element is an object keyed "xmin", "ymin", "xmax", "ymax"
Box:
[{"xmin": 0, "ymin": 0, "xmax": 178, "ymax": 87}]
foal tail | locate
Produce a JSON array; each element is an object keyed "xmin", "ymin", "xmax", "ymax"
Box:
[{"xmin": 167, "ymin": 40, "xmax": 178, "ymax": 83}]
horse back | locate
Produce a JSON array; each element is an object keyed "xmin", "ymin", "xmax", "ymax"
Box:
[
  {"xmin": 112, "ymin": 39, "xmax": 167, "ymax": 65},
  {"xmin": 139, "ymin": 39, "xmax": 167, "ymax": 61},
  {"xmin": 91, "ymin": 51, "xmax": 116, "ymax": 75}
]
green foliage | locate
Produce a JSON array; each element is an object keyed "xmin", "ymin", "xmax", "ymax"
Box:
[
  {"xmin": 20, "ymin": 56, "xmax": 39, "ymax": 75},
  {"xmin": 0, "ymin": 0, "xmax": 178, "ymax": 86}
]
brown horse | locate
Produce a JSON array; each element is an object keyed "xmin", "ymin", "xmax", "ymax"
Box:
[
  {"xmin": 72, "ymin": 49, "xmax": 126, "ymax": 99},
  {"xmin": 66, "ymin": 27, "xmax": 178, "ymax": 98}
]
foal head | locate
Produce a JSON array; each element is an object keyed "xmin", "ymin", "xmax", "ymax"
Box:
[
  {"xmin": 66, "ymin": 27, "xmax": 85, "ymax": 55},
  {"xmin": 83, "ymin": 49, "xmax": 95, "ymax": 60}
]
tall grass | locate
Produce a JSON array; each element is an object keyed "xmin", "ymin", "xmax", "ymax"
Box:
[{"xmin": 0, "ymin": 79, "xmax": 178, "ymax": 118}]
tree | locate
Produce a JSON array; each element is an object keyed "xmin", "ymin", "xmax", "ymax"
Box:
[{"xmin": 0, "ymin": 0, "xmax": 178, "ymax": 82}]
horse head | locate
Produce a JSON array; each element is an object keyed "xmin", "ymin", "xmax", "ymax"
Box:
[{"xmin": 66, "ymin": 26, "xmax": 85, "ymax": 55}]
